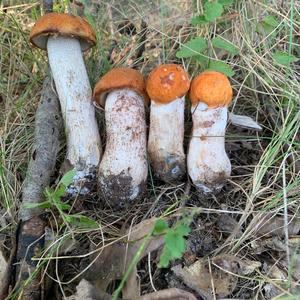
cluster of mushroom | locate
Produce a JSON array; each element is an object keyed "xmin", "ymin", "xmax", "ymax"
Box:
[{"xmin": 30, "ymin": 13, "xmax": 233, "ymax": 206}]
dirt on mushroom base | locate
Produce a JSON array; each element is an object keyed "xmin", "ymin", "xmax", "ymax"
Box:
[
  {"xmin": 98, "ymin": 171, "xmax": 147, "ymax": 207},
  {"xmin": 148, "ymin": 153, "xmax": 186, "ymax": 183},
  {"xmin": 193, "ymin": 170, "xmax": 228, "ymax": 194}
]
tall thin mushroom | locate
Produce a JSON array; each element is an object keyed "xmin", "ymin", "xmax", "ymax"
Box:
[
  {"xmin": 29, "ymin": 13, "xmax": 101, "ymax": 194},
  {"xmin": 146, "ymin": 64, "xmax": 190, "ymax": 182},
  {"xmin": 187, "ymin": 71, "xmax": 233, "ymax": 193},
  {"xmin": 93, "ymin": 68, "xmax": 148, "ymax": 207}
]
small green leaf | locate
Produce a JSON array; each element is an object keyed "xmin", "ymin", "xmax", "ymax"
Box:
[
  {"xmin": 212, "ymin": 37, "xmax": 239, "ymax": 55},
  {"xmin": 191, "ymin": 15, "xmax": 209, "ymax": 26},
  {"xmin": 207, "ymin": 60, "xmax": 235, "ymax": 77},
  {"xmin": 44, "ymin": 187, "xmax": 54, "ymax": 198},
  {"xmin": 204, "ymin": 1, "xmax": 223, "ymax": 21},
  {"xmin": 175, "ymin": 223, "xmax": 191, "ymax": 236},
  {"xmin": 263, "ymin": 15, "xmax": 280, "ymax": 28},
  {"xmin": 165, "ymin": 231, "xmax": 185, "ymax": 258},
  {"xmin": 158, "ymin": 247, "xmax": 172, "ymax": 268},
  {"xmin": 153, "ymin": 219, "xmax": 168, "ymax": 235},
  {"xmin": 259, "ymin": 15, "xmax": 280, "ymax": 34},
  {"xmin": 53, "ymin": 185, "xmax": 67, "ymax": 199},
  {"xmin": 59, "ymin": 169, "xmax": 76, "ymax": 187},
  {"xmin": 157, "ymin": 212, "xmax": 198, "ymax": 268},
  {"xmin": 176, "ymin": 37, "xmax": 207, "ymax": 58},
  {"xmin": 65, "ymin": 214, "xmax": 99, "ymax": 229},
  {"xmin": 55, "ymin": 202, "xmax": 71, "ymax": 211},
  {"xmin": 257, "ymin": 23, "xmax": 272, "ymax": 35},
  {"xmin": 272, "ymin": 51, "xmax": 299, "ymax": 66},
  {"xmin": 24, "ymin": 201, "xmax": 51, "ymax": 209},
  {"xmin": 78, "ymin": 215, "xmax": 99, "ymax": 228},
  {"xmin": 218, "ymin": 0, "xmax": 234, "ymax": 5}
]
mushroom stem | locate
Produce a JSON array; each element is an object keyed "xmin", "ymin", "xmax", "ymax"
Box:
[
  {"xmin": 47, "ymin": 36, "xmax": 101, "ymax": 194},
  {"xmin": 148, "ymin": 97, "xmax": 185, "ymax": 182},
  {"xmin": 187, "ymin": 103, "xmax": 231, "ymax": 193},
  {"xmin": 99, "ymin": 89, "xmax": 147, "ymax": 206}
]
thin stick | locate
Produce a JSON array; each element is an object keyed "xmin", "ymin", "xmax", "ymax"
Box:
[{"xmin": 15, "ymin": 76, "xmax": 62, "ymax": 300}]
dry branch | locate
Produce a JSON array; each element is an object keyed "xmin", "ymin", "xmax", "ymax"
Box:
[{"xmin": 15, "ymin": 76, "xmax": 62, "ymax": 300}]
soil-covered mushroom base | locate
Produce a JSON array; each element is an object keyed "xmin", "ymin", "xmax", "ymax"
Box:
[
  {"xmin": 99, "ymin": 172, "xmax": 147, "ymax": 207},
  {"xmin": 149, "ymin": 154, "xmax": 186, "ymax": 183}
]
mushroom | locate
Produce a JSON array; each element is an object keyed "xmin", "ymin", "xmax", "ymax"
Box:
[
  {"xmin": 29, "ymin": 13, "xmax": 101, "ymax": 195},
  {"xmin": 146, "ymin": 64, "xmax": 190, "ymax": 182},
  {"xmin": 187, "ymin": 71, "xmax": 233, "ymax": 193},
  {"xmin": 93, "ymin": 68, "xmax": 148, "ymax": 207}
]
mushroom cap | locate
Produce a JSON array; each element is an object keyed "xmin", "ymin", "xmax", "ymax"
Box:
[
  {"xmin": 93, "ymin": 68, "xmax": 148, "ymax": 107},
  {"xmin": 146, "ymin": 64, "xmax": 190, "ymax": 104},
  {"xmin": 189, "ymin": 71, "xmax": 233, "ymax": 108},
  {"xmin": 29, "ymin": 13, "xmax": 96, "ymax": 51}
]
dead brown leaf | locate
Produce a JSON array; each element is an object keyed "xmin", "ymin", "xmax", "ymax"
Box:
[
  {"xmin": 87, "ymin": 218, "xmax": 164, "ymax": 295},
  {"xmin": 251, "ymin": 235, "xmax": 300, "ymax": 254},
  {"xmin": 66, "ymin": 279, "xmax": 120, "ymax": 300},
  {"xmin": 254, "ymin": 214, "xmax": 300, "ymax": 237},
  {"xmin": 262, "ymin": 262, "xmax": 289, "ymax": 299},
  {"xmin": 172, "ymin": 255, "xmax": 239, "ymax": 300},
  {"xmin": 217, "ymin": 214, "xmax": 242, "ymax": 237}
]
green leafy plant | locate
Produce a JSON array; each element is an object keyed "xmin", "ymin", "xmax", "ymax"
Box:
[
  {"xmin": 272, "ymin": 51, "xmax": 299, "ymax": 66},
  {"xmin": 191, "ymin": 15, "xmax": 209, "ymax": 26},
  {"xmin": 212, "ymin": 37, "xmax": 239, "ymax": 55},
  {"xmin": 176, "ymin": 36, "xmax": 237, "ymax": 76},
  {"xmin": 153, "ymin": 210, "xmax": 197, "ymax": 268},
  {"xmin": 176, "ymin": 37, "xmax": 207, "ymax": 58},
  {"xmin": 204, "ymin": 1, "xmax": 223, "ymax": 21},
  {"xmin": 258, "ymin": 15, "xmax": 280, "ymax": 34},
  {"xmin": 192, "ymin": 0, "xmax": 234, "ymax": 25},
  {"xmin": 177, "ymin": 1, "xmax": 237, "ymax": 77},
  {"xmin": 208, "ymin": 60, "xmax": 235, "ymax": 76},
  {"xmin": 25, "ymin": 169, "xmax": 99, "ymax": 229}
]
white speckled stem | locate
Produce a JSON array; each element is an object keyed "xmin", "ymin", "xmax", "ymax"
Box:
[
  {"xmin": 148, "ymin": 97, "xmax": 185, "ymax": 182},
  {"xmin": 187, "ymin": 103, "xmax": 231, "ymax": 193},
  {"xmin": 47, "ymin": 36, "xmax": 101, "ymax": 194},
  {"xmin": 99, "ymin": 89, "xmax": 147, "ymax": 206}
]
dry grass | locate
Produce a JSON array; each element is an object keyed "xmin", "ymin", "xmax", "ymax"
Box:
[{"xmin": 0, "ymin": 0, "xmax": 300, "ymax": 299}]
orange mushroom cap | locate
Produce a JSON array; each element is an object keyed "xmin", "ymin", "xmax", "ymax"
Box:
[
  {"xmin": 93, "ymin": 68, "xmax": 148, "ymax": 107},
  {"xmin": 189, "ymin": 71, "xmax": 233, "ymax": 108},
  {"xmin": 30, "ymin": 13, "xmax": 96, "ymax": 51},
  {"xmin": 146, "ymin": 64, "xmax": 190, "ymax": 104}
]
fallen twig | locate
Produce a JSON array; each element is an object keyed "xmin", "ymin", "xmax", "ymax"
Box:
[{"xmin": 15, "ymin": 76, "xmax": 62, "ymax": 300}]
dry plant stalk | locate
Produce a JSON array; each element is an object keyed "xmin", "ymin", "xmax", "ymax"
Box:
[{"xmin": 15, "ymin": 76, "xmax": 62, "ymax": 300}]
